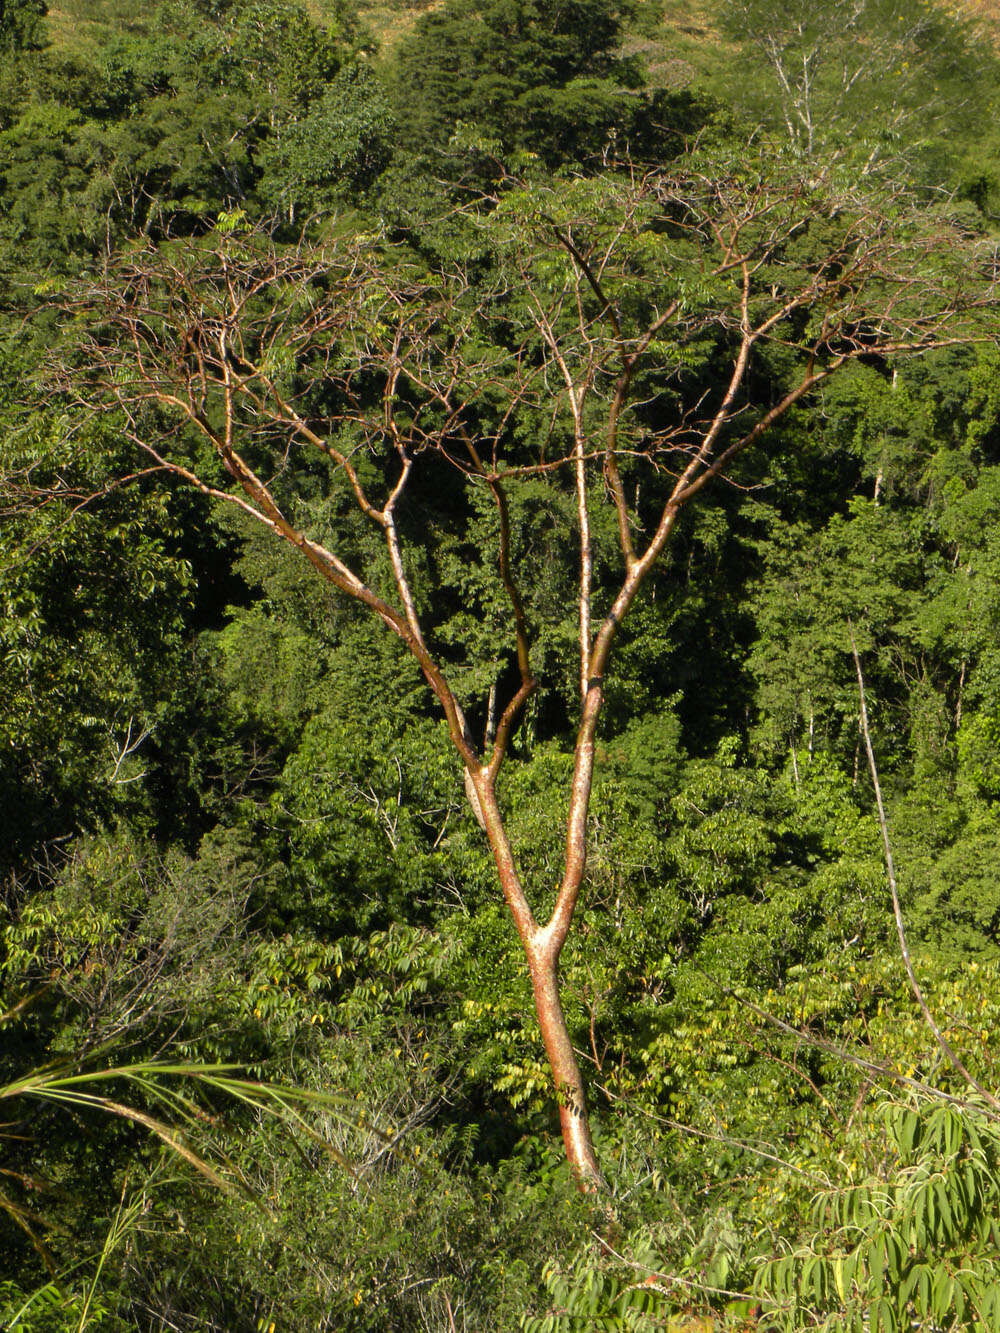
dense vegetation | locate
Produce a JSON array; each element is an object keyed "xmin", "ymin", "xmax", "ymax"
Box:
[{"xmin": 5, "ymin": 0, "xmax": 1000, "ymax": 1327}]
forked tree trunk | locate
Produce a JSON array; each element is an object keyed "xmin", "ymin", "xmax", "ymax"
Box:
[{"xmin": 77, "ymin": 165, "xmax": 992, "ymax": 1193}]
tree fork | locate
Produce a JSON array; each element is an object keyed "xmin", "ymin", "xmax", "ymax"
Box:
[{"xmin": 61, "ymin": 161, "xmax": 1000, "ymax": 1193}]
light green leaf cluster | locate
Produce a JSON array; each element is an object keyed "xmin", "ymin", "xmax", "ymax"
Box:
[{"xmin": 756, "ymin": 1098, "xmax": 1000, "ymax": 1332}]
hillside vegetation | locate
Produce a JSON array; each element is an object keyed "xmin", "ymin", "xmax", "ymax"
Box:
[{"xmin": 4, "ymin": 0, "xmax": 1000, "ymax": 1329}]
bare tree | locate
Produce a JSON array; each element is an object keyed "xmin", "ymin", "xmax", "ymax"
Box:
[
  {"xmin": 57, "ymin": 156, "xmax": 1000, "ymax": 1186},
  {"xmin": 717, "ymin": 0, "xmax": 982, "ymax": 165}
]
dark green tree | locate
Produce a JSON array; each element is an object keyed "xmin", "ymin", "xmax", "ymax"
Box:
[
  {"xmin": 0, "ymin": 0, "xmax": 46, "ymax": 54},
  {"xmin": 389, "ymin": 0, "xmax": 695, "ymax": 166}
]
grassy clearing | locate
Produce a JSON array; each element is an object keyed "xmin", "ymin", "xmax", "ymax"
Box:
[
  {"xmin": 349, "ymin": 0, "xmax": 439, "ymax": 54},
  {"xmin": 42, "ymin": 0, "xmax": 437, "ymax": 55},
  {"xmin": 45, "ymin": 0, "xmax": 151, "ymax": 51},
  {"xmin": 40, "ymin": 0, "xmax": 1000, "ymax": 63}
]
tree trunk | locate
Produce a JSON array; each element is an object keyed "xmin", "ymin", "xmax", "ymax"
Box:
[
  {"xmin": 527, "ymin": 935, "xmax": 604, "ymax": 1188},
  {"xmin": 473, "ymin": 773, "xmax": 604, "ymax": 1189}
]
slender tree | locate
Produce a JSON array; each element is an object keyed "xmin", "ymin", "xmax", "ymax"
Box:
[{"xmin": 60, "ymin": 155, "xmax": 1000, "ymax": 1186}]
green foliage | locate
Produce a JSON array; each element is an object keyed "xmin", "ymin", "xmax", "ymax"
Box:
[
  {"xmin": 267, "ymin": 698, "xmax": 475, "ymax": 932},
  {"xmin": 756, "ymin": 1098, "xmax": 1000, "ymax": 1332},
  {"xmin": 5, "ymin": 0, "xmax": 1000, "ymax": 1323},
  {"xmin": 0, "ymin": 417, "xmax": 197, "ymax": 864},
  {"xmin": 392, "ymin": 0, "xmax": 631, "ymax": 148},
  {"xmin": 748, "ymin": 496, "xmax": 923, "ymax": 760},
  {"xmin": 388, "ymin": 0, "xmax": 711, "ymax": 169},
  {"xmin": 259, "ymin": 61, "xmax": 395, "ymax": 212},
  {"xmin": 0, "ymin": 0, "xmax": 46, "ymax": 53},
  {"xmin": 0, "ymin": 0, "xmax": 367, "ymax": 270},
  {"xmin": 522, "ymin": 1206, "xmax": 752, "ymax": 1331},
  {"xmin": 711, "ymin": 0, "xmax": 993, "ymax": 179},
  {"xmin": 522, "ymin": 1245, "xmax": 672, "ymax": 1332}
]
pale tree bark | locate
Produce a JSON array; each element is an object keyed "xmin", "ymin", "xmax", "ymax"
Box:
[
  {"xmin": 724, "ymin": 0, "xmax": 973, "ymax": 166},
  {"xmin": 56, "ymin": 158, "xmax": 1000, "ymax": 1188}
]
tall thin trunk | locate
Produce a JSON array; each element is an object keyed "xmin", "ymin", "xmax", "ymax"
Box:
[
  {"xmin": 526, "ymin": 939, "xmax": 603, "ymax": 1186},
  {"xmin": 473, "ymin": 773, "xmax": 603, "ymax": 1188}
]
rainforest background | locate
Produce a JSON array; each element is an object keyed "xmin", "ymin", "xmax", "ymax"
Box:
[{"xmin": 6, "ymin": 0, "xmax": 1000, "ymax": 1327}]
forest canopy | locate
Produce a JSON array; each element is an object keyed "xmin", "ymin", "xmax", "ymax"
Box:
[{"xmin": 5, "ymin": 0, "xmax": 1000, "ymax": 1329}]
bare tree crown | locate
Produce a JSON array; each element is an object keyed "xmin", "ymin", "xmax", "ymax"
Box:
[{"xmin": 58, "ymin": 155, "xmax": 1000, "ymax": 1184}]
